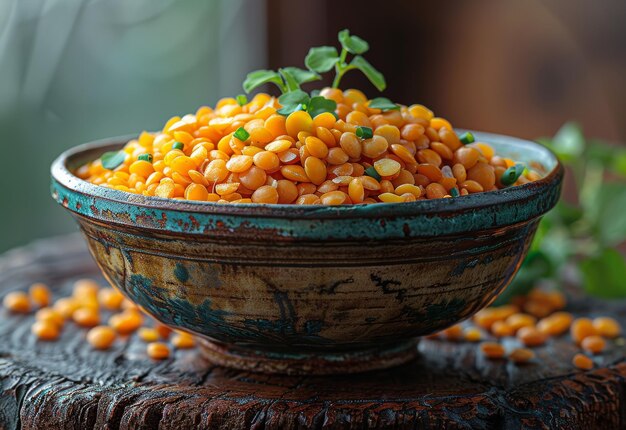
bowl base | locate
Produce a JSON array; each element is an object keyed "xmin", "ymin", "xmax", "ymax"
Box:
[{"xmin": 199, "ymin": 339, "xmax": 420, "ymax": 375}]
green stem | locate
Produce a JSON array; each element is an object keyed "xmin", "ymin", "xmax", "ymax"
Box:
[
  {"xmin": 277, "ymin": 81, "xmax": 288, "ymax": 94},
  {"xmin": 332, "ymin": 48, "xmax": 349, "ymax": 88}
]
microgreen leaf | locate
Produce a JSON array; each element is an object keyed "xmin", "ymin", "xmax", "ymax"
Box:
[
  {"xmin": 243, "ymin": 70, "xmax": 285, "ymax": 93},
  {"xmin": 236, "ymin": 94, "xmax": 248, "ymax": 106},
  {"xmin": 280, "ymin": 67, "xmax": 321, "ymax": 85},
  {"xmin": 138, "ymin": 154, "xmax": 153, "ymax": 163},
  {"xmin": 279, "ymin": 68, "xmax": 301, "ymax": 92},
  {"xmin": 310, "ymin": 89, "xmax": 321, "ymax": 98},
  {"xmin": 277, "ymin": 104, "xmax": 305, "ymax": 116},
  {"xmin": 307, "ymin": 96, "xmax": 337, "ymax": 118},
  {"xmin": 459, "ymin": 132, "xmax": 475, "ymax": 145},
  {"xmin": 101, "ymin": 151, "xmax": 126, "ymax": 170},
  {"xmin": 338, "ymin": 29, "xmax": 369, "ymax": 54},
  {"xmin": 234, "ymin": 127, "xmax": 250, "ymax": 141},
  {"xmin": 501, "ymin": 163, "xmax": 526, "ymax": 186},
  {"xmin": 368, "ymin": 97, "xmax": 399, "ymax": 111},
  {"xmin": 364, "ymin": 166, "xmax": 381, "ymax": 181},
  {"xmin": 278, "ymin": 90, "xmax": 310, "ymax": 107},
  {"xmin": 356, "ymin": 126, "xmax": 373, "ymax": 139},
  {"xmin": 305, "ymin": 46, "xmax": 340, "ymax": 73},
  {"xmin": 349, "ymin": 55, "xmax": 386, "ymax": 91}
]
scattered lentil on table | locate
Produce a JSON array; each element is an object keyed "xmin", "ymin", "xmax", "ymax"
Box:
[
  {"xmin": 2, "ymin": 279, "xmax": 199, "ymax": 359},
  {"xmin": 2, "ymin": 280, "xmax": 622, "ymax": 370}
]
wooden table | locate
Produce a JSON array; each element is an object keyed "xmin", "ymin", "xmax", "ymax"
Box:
[{"xmin": 1, "ymin": 235, "xmax": 626, "ymax": 429}]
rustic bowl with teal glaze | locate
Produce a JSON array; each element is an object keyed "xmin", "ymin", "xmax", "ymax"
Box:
[{"xmin": 51, "ymin": 131, "xmax": 562, "ymax": 375}]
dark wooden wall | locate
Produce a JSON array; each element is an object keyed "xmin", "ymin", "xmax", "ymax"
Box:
[{"xmin": 267, "ymin": 0, "xmax": 626, "ymax": 143}]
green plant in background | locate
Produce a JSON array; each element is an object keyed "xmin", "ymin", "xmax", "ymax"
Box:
[{"xmin": 497, "ymin": 123, "xmax": 626, "ymax": 303}]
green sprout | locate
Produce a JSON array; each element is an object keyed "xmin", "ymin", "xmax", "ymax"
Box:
[{"xmin": 242, "ymin": 29, "xmax": 396, "ymax": 117}]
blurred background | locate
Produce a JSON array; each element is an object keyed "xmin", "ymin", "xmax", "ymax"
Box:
[{"xmin": 1, "ymin": 0, "xmax": 626, "ymax": 253}]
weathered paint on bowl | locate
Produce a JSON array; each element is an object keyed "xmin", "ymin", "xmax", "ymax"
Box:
[{"xmin": 51, "ymin": 131, "xmax": 562, "ymax": 374}]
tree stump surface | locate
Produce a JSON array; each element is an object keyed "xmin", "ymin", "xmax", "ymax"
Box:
[{"xmin": 1, "ymin": 234, "xmax": 626, "ymax": 430}]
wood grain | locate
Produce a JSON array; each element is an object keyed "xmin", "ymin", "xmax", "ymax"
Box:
[{"xmin": 1, "ymin": 235, "xmax": 625, "ymax": 429}]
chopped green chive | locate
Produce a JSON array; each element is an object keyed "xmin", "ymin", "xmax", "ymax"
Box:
[
  {"xmin": 356, "ymin": 126, "xmax": 373, "ymax": 139},
  {"xmin": 459, "ymin": 132, "xmax": 475, "ymax": 145},
  {"xmin": 101, "ymin": 150, "xmax": 126, "ymax": 170},
  {"xmin": 501, "ymin": 163, "xmax": 526, "ymax": 186},
  {"xmin": 364, "ymin": 166, "xmax": 381, "ymax": 181},
  {"xmin": 450, "ymin": 187, "xmax": 460, "ymax": 197},
  {"xmin": 236, "ymin": 94, "xmax": 248, "ymax": 106},
  {"xmin": 138, "ymin": 154, "xmax": 153, "ymax": 163},
  {"xmin": 234, "ymin": 127, "xmax": 250, "ymax": 141},
  {"xmin": 172, "ymin": 142, "xmax": 184, "ymax": 151}
]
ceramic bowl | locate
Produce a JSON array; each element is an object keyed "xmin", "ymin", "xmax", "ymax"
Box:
[{"xmin": 51, "ymin": 131, "xmax": 563, "ymax": 375}]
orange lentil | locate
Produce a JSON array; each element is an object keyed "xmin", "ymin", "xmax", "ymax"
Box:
[
  {"xmin": 172, "ymin": 332, "xmax": 196, "ymax": 349},
  {"xmin": 251, "ymin": 185, "xmax": 279, "ymax": 204},
  {"xmin": 570, "ymin": 318, "xmax": 597, "ymax": 344},
  {"xmin": 523, "ymin": 300, "xmax": 553, "ymax": 319},
  {"xmin": 506, "ymin": 313, "xmax": 537, "ymax": 332},
  {"xmin": 29, "ymin": 283, "xmax": 51, "ymax": 308},
  {"xmin": 581, "ymin": 335, "xmax": 606, "ymax": 354},
  {"xmin": 35, "ymin": 308, "xmax": 65, "ymax": 328},
  {"xmin": 480, "ymin": 342, "xmax": 505, "ymax": 359},
  {"xmin": 572, "ymin": 353, "xmax": 594, "ymax": 370},
  {"xmin": 491, "ymin": 321, "xmax": 515, "ymax": 338},
  {"xmin": 508, "ymin": 348, "xmax": 535, "ymax": 364},
  {"xmin": 592, "ymin": 317, "xmax": 621, "ymax": 338},
  {"xmin": 517, "ymin": 326, "xmax": 547, "ymax": 347},
  {"xmin": 321, "ymin": 191, "xmax": 348, "ymax": 205},
  {"xmin": 73, "ymin": 279, "xmax": 99, "ymax": 300},
  {"xmin": 54, "ymin": 297, "xmax": 79, "ymax": 319},
  {"xmin": 109, "ymin": 310, "xmax": 143, "ymax": 335},
  {"xmin": 73, "ymin": 308, "xmax": 100, "ymax": 327},
  {"xmin": 3, "ymin": 291, "xmax": 31, "ymax": 313},
  {"xmin": 87, "ymin": 326, "xmax": 117, "ymax": 350},
  {"xmin": 536, "ymin": 312, "xmax": 573, "ymax": 336},
  {"xmin": 31, "ymin": 321, "xmax": 60, "ymax": 341},
  {"xmin": 147, "ymin": 342, "xmax": 171, "ymax": 360},
  {"xmin": 464, "ymin": 327, "xmax": 483, "ymax": 342},
  {"xmin": 138, "ymin": 327, "xmax": 160, "ymax": 342}
]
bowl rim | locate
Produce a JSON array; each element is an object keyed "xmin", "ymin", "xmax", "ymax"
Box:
[{"xmin": 51, "ymin": 130, "xmax": 563, "ymax": 221}]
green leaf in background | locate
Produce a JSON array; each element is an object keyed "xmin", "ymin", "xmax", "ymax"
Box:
[
  {"xmin": 593, "ymin": 183, "xmax": 626, "ymax": 246},
  {"xmin": 280, "ymin": 67, "xmax": 321, "ymax": 85},
  {"xmin": 350, "ymin": 55, "xmax": 386, "ymax": 91},
  {"xmin": 368, "ymin": 97, "xmax": 400, "ymax": 111},
  {"xmin": 308, "ymin": 96, "xmax": 337, "ymax": 118},
  {"xmin": 243, "ymin": 70, "xmax": 284, "ymax": 93},
  {"xmin": 547, "ymin": 122, "xmax": 585, "ymax": 162},
  {"xmin": 305, "ymin": 46, "xmax": 339, "ymax": 73},
  {"xmin": 338, "ymin": 29, "xmax": 369, "ymax": 54},
  {"xmin": 613, "ymin": 152, "xmax": 626, "ymax": 176},
  {"xmin": 580, "ymin": 248, "xmax": 626, "ymax": 298},
  {"xmin": 101, "ymin": 151, "xmax": 126, "ymax": 170}
]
